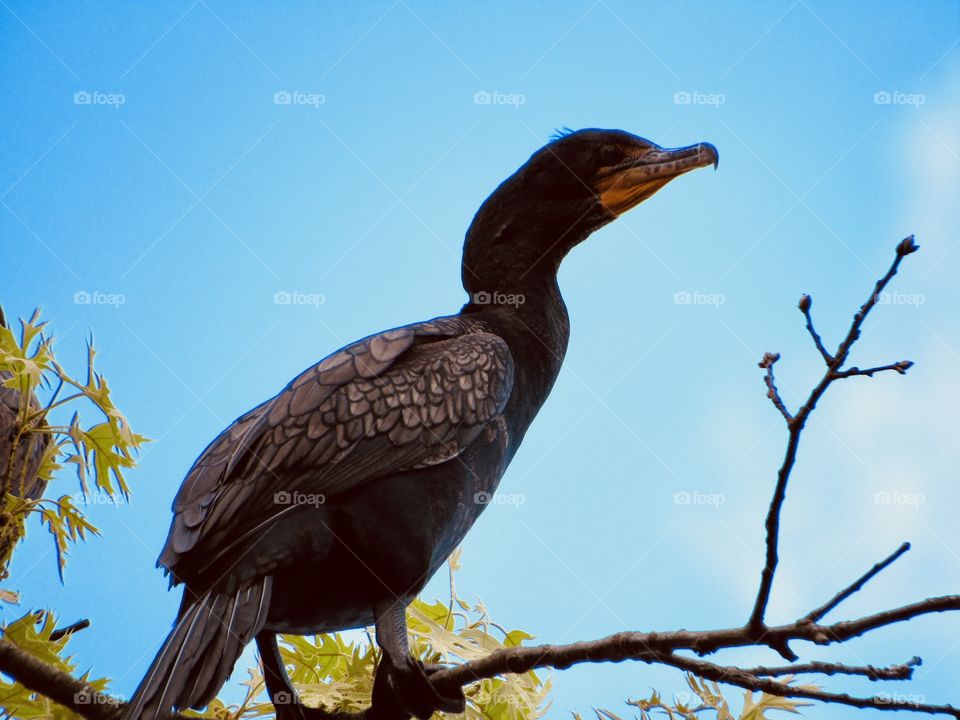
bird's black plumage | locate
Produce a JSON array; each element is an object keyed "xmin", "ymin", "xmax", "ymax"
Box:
[{"xmin": 125, "ymin": 128, "xmax": 717, "ymax": 720}]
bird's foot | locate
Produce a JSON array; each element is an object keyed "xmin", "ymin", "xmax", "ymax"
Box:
[
  {"xmin": 372, "ymin": 658, "xmax": 465, "ymax": 720},
  {"xmin": 272, "ymin": 691, "xmax": 348, "ymax": 720}
]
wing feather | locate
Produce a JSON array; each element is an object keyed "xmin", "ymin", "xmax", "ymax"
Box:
[{"xmin": 159, "ymin": 317, "xmax": 513, "ymax": 581}]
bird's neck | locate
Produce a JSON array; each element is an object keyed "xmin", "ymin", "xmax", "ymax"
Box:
[{"xmin": 462, "ymin": 272, "xmax": 570, "ymax": 434}]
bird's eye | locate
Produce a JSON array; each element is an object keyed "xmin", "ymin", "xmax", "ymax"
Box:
[{"xmin": 599, "ymin": 145, "xmax": 622, "ymax": 166}]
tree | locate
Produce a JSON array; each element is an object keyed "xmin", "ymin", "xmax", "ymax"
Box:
[{"xmin": 3, "ymin": 237, "xmax": 958, "ymax": 719}]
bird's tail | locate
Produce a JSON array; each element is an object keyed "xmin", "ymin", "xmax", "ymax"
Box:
[{"xmin": 122, "ymin": 577, "xmax": 272, "ymax": 720}]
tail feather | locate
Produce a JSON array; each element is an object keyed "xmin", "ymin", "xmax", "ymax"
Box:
[{"xmin": 123, "ymin": 578, "xmax": 272, "ymax": 720}]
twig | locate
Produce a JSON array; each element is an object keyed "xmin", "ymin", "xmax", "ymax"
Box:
[
  {"xmin": 660, "ymin": 654, "xmax": 956, "ymax": 718},
  {"xmin": 748, "ymin": 237, "xmax": 918, "ymax": 631},
  {"xmin": 803, "ymin": 542, "xmax": 912, "ymax": 625},
  {"xmin": 833, "ymin": 361, "xmax": 914, "ymax": 379},
  {"xmin": 798, "ymin": 294, "xmax": 833, "ymax": 364},
  {"xmin": 49, "ymin": 618, "xmax": 91, "ymax": 642},
  {"xmin": 742, "ymin": 657, "xmax": 919, "ymax": 681},
  {"xmin": 758, "ymin": 352, "xmax": 792, "ymax": 422}
]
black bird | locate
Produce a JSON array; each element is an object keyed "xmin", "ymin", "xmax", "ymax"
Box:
[{"xmin": 124, "ymin": 129, "xmax": 717, "ymax": 720}]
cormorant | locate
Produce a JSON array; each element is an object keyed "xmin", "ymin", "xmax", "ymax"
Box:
[{"xmin": 124, "ymin": 129, "xmax": 717, "ymax": 720}]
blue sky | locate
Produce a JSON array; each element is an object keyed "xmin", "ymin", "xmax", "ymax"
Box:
[{"xmin": 2, "ymin": 1, "xmax": 959, "ymax": 718}]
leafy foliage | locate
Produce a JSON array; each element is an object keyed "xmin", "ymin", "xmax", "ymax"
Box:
[
  {"xmin": 574, "ymin": 674, "xmax": 813, "ymax": 720},
  {"xmin": 0, "ymin": 611, "xmax": 113, "ymax": 720},
  {"xmin": 0, "ymin": 308, "xmax": 147, "ymax": 583},
  {"xmin": 192, "ymin": 550, "xmax": 551, "ymax": 719}
]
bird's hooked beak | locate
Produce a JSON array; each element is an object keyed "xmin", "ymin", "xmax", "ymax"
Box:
[{"xmin": 593, "ymin": 141, "xmax": 719, "ymax": 216}]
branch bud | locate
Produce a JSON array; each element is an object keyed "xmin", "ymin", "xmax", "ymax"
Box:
[
  {"xmin": 758, "ymin": 351, "xmax": 781, "ymax": 369},
  {"xmin": 798, "ymin": 294, "xmax": 812, "ymax": 313},
  {"xmin": 896, "ymin": 235, "xmax": 919, "ymax": 256}
]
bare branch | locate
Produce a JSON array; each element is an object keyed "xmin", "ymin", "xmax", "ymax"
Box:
[
  {"xmin": 749, "ymin": 237, "xmax": 919, "ymax": 631},
  {"xmin": 660, "ymin": 654, "xmax": 956, "ymax": 718},
  {"xmin": 48, "ymin": 618, "xmax": 91, "ymax": 642},
  {"xmin": 743, "ymin": 657, "xmax": 919, "ymax": 681},
  {"xmin": 833, "ymin": 361, "xmax": 914, "ymax": 379},
  {"xmin": 758, "ymin": 352, "xmax": 792, "ymax": 422},
  {"xmin": 798, "ymin": 294, "xmax": 834, "ymax": 364},
  {"xmin": 803, "ymin": 542, "xmax": 912, "ymax": 624},
  {"xmin": 0, "ymin": 638, "xmax": 123, "ymax": 720}
]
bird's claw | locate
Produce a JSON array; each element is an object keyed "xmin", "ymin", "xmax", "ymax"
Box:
[
  {"xmin": 373, "ymin": 658, "xmax": 465, "ymax": 719},
  {"xmin": 271, "ymin": 690, "xmax": 342, "ymax": 720}
]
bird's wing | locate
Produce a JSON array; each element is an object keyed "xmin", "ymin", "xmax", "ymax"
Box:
[{"xmin": 159, "ymin": 316, "xmax": 513, "ymax": 578}]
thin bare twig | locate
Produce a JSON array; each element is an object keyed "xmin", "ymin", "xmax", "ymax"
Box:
[
  {"xmin": 803, "ymin": 542, "xmax": 912, "ymax": 625},
  {"xmin": 759, "ymin": 352, "xmax": 792, "ymax": 422},
  {"xmin": 743, "ymin": 657, "xmax": 919, "ymax": 681},
  {"xmin": 798, "ymin": 294, "xmax": 834, "ymax": 364},
  {"xmin": 48, "ymin": 618, "xmax": 91, "ymax": 642},
  {"xmin": 833, "ymin": 361, "xmax": 914, "ymax": 379}
]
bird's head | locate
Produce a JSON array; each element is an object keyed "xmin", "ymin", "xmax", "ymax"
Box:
[{"xmin": 462, "ymin": 128, "xmax": 718, "ymax": 296}]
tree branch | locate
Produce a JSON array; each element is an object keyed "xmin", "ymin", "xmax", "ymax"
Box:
[
  {"xmin": 798, "ymin": 294, "xmax": 834, "ymax": 364},
  {"xmin": 741, "ymin": 657, "xmax": 920, "ymax": 681},
  {"xmin": 748, "ymin": 236, "xmax": 918, "ymax": 631},
  {"xmin": 803, "ymin": 542, "xmax": 912, "ymax": 625},
  {"xmin": 0, "ymin": 638, "xmax": 123, "ymax": 720}
]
